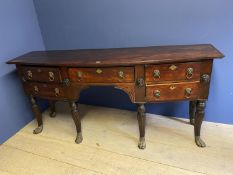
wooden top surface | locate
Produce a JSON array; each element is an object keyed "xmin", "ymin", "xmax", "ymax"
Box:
[{"xmin": 7, "ymin": 44, "xmax": 224, "ymax": 67}]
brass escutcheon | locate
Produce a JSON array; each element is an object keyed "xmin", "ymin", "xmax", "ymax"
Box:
[
  {"xmin": 48, "ymin": 72, "xmax": 55, "ymax": 81},
  {"xmin": 169, "ymin": 65, "xmax": 177, "ymax": 71},
  {"xmin": 96, "ymin": 68, "xmax": 103, "ymax": 74},
  {"xmin": 169, "ymin": 85, "xmax": 176, "ymax": 90}
]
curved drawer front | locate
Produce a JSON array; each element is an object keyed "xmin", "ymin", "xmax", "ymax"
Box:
[
  {"xmin": 24, "ymin": 82, "xmax": 65, "ymax": 98},
  {"xmin": 20, "ymin": 66, "xmax": 61, "ymax": 83},
  {"xmin": 68, "ymin": 67, "xmax": 134, "ymax": 83},
  {"xmin": 145, "ymin": 62, "xmax": 201, "ymax": 83},
  {"xmin": 146, "ymin": 82, "xmax": 200, "ymax": 102}
]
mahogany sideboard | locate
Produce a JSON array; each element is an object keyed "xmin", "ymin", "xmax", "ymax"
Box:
[{"xmin": 7, "ymin": 44, "xmax": 224, "ymax": 149}]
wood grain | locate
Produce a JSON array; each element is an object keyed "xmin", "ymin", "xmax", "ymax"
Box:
[{"xmin": 7, "ymin": 44, "xmax": 224, "ymax": 66}]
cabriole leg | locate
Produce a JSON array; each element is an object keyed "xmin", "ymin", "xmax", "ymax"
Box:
[
  {"xmin": 69, "ymin": 101, "xmax": 83, "ymax": 144},
  {"xmin": 194, "ymin": 100, "xmax": 206, "ymax": 147},
  {"xmin": 189, "ymin": 100, "xmax": 197, "ymax": 125},
  {"xmin": 49, "ymin": 100, "xmax": 56, "ymax": 118},
  {"xmin": 137, "ymin": 104, "xmax": 146, "ymax": 149},
  {"xmin": 30, "ymin": 96, "xmax": 43, "ymax": 134}
]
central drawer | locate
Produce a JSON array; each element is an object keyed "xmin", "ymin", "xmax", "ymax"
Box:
[
  {"xmin": 68, "ymin": 67, "xmax": 135, "ymax": 83},
  {"xmin": 146, "ymin": 82, "xmax": 200, "ymax": 102},
  {"xmin": 145, "ymin": 62, "xmax": 201, "ymax": 83}
]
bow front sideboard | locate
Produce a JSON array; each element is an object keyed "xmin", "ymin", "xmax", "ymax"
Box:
[{"xmin": 7, "ymin": 44, "xmax": 224, "ymax": 149}]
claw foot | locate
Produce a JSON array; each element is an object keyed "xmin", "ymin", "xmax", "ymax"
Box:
[
  {"xmin": 138, "ymin": 137, "xmax": 146, "ymax": 149},
  {"xmin": 195, "ymin": 136, "xmax": 206, "ymax": 147},
  {"xmin": 33, "ymin": 125, "xmax": 43, "ymax": 134},
  {"xmin": 49, "ymin": 111, "xmax": 56, "ymax": 118},
  {"xmin": 190, "ymin": 118, "xmax": 195, "ymax": 125},
  {"xmin": 75, "ymin": 132, "xmax": 83, "ymax": 144}
]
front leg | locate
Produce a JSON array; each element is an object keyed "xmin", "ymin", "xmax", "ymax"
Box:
[
  {"xmin": 189, "ymin": 101, "xmax": 197, "ymax": 125},
  {"xmin": 69, "ymin": 101, "xmax": 83, "ymax": 144},
  {"xmin": 30, "ymin": 96, "xmax": 43, "ymax": 134},
  {"xmin": 194, "ymin": 100, "xmax": 206, "ymax": 147},
  {"xmin": 49, "ymin": 100, "xmax": 56, "ymax": 118},
  {"xmin": 137, "ymin": 104, "xmax": 146, "ymax": 149}
]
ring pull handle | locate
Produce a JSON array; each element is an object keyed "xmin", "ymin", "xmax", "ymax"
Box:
[
  {"xmin": 55, "ymin": 88, "xmax": 60, "ymax": 97},
  {"xmin": 186, "ymin": 68, "xmax": 193, "ymax": 79},
  {"xmin": 118, "ymin": 71, "xmax": 124, "ymax": 79},
  {"xmin": 27, "ymin": 70, "xmax": 32, "ymax": 79},
  {"xmin": 76, "ymin": 71, "xmax": 82, "ymax": 81},
  {"xmin": 34, "ymin": 85, "xmax": 39, "ymax": 94},
  {"xmin": 185, "ymin": 88, "xmax": 192, "ymax": 98},
  {"xmin": 154, "ymin": 90, "xmax": 160, "ymax": 98},
  {"xmin": 153, "ymin": 70, "xmax": 160, "ymax": 79},
  {"xmin": 48, "ymin": 72, "xmax": 55, "ymax": 81}
]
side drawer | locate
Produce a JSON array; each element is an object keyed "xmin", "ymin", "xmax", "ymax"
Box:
[
  {"xmin": 146, "ymin": 82, "xmax": 200, "ymax": 102},
  {"xmin": 68, "ymin": 67, "xmax": 135, "ymax": 83},
  {"xmin": 24, "ymin": 82, "xmax": 65, "ymax": 98},
  {"xmin": 145, "ymin": 62, "xmax": 201, "ymax": 83},
  {"xmin": 20, "ymin": 66, "xmax": 62, "ymax": 83}
]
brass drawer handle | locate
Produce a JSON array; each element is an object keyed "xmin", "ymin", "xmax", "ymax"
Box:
[
  {"xmin": 34, "ymin": 85, "xmax": 39, "ymax": 94},
  {"xmin": 201, "ymin": 74, "xmax": 210, "ymax": 83},
  {"xmin": 55, "ymin": 88, "xmax": 60, "ymax": 97},
  {"xmin": 186, "ymin": 68, "xmax": 193, "ymax": 79},
  {"xmin": 153, "ymin": 70, "xmax": 160, "ymax": 79},
  {"xmin": 154, "ymin": 90, "xmax": 160, "ymax": 98},
  {"xmin": 169, "ymin": 65, "xmax": 177, "ymax": 71},
  {"xmin": 27, "ymin": 70, "xmax": 32, "ymax": 79},
  {"xmin": 118, "ymin": 71, "xmax": 124, "ymax": 79},
  {"xmin": 96, "ymin": 68, "xmax": 102, "ymax": 74},
  {"xmin": 185, "ymin": 88, "xmax": 192, "ymax": 98},
  {"xmin": 136, "ymin": 78, "xmax": 144, "ymax": 87},
  {"xmin": 76, "ymin": 71, "xmax": 82, "ymax": 81},
  {"xmin": 49, "ymin": 72, "xmax": 55, "ymax": 81}
]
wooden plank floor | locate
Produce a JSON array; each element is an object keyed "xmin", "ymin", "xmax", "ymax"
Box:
[{"xmin": 0, "ymin": 102, "xmax": 233, "ymax": 175}]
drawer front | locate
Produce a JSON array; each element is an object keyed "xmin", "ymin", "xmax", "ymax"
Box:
[
  {"xmin": 145, "ymin": 62, "xmax": 201, "ymax": 83},
  {"xmin": 146, "ymin": 82, "xmax": 199, "ymax": 102},
  {"xmin": 24, "ymin": 83, "xmax": 65, "ymax": 98},
  {"xmin": 68, "ymin": 67, "xmax": 134, "ymax": 83},
  {"xmin": 21, "ymin": 66, "xmax": 61, "ymax": 83}
]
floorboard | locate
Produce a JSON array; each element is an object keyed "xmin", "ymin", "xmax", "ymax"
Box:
[{"xmin": 0, "ymin": 103, "xmax": 233, "ymax": 175}]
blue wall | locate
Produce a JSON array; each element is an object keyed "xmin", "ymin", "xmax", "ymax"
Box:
[
  {"xmin": 33, "ymin": 0, "xmax": 233, "ymax": 124},
  {"xmin": 0, "ymin": 0, "xmax": 45, "ymax": 144}
]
